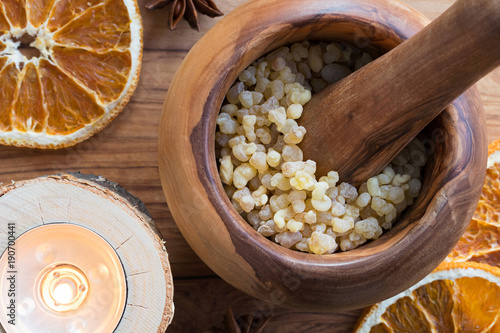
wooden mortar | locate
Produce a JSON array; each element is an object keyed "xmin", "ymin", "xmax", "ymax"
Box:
[{"xmin": 158, "ymin": 0, "xmax": 486, "ymax": 311}]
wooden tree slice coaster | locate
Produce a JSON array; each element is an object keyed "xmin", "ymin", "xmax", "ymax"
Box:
[{"xmin": 0, "ymin": 172, "xmax": 174, "ymax": 333}]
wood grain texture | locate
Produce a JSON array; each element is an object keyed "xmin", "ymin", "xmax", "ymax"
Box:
[
  {"xmin": 0, "ymin": 173, "xmax": 174, "ymax": 332},
  {"xmin": 159, "ymin": 0, "xmax": 486, "ymax": 311},
  {"xmin": 0, "ymin": 0, "xmax": 496, "ymax": 331},
  {"xmin": 300, "ymin": 0, "xmax": 500, "ymax": 183},
  {"xmin": 170, "ymin": 277, "xmax": 364, "ymax": 332}
]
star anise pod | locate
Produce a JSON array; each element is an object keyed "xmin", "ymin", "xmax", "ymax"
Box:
[{"xmin": 146, "ymin": 0, "xmax": 223, "ymax": 31}]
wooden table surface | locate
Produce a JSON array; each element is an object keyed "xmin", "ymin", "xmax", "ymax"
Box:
[{"xmin": 1, "ymin": 0, "xmax": 499, "ymax": 332}]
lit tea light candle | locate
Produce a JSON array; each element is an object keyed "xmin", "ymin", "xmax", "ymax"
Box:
[
  {"xmin": 39, "ymin": 263, "xmax": 89, "ymax": 312},
  {"xmin": 0, "ymin": 224, "xmax": 126, "ymax": 333},
  {"xmin": 0, "ymin": 174, "xmax": 175, "ymax": 332}
]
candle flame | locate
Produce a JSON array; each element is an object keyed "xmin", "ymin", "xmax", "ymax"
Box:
[{"xmin": 53, "ymin": 282, "xmax": 75, "ymax": 305}]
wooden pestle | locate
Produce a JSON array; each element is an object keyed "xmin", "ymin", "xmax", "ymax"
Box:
[{"xmin": 299, "ymin": 0, "xmax": 500, "ymax": 186}]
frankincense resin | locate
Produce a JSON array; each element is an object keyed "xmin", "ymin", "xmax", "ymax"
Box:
[{"xmin": 216, "ymin": 41, "xmax": 425, "ymax": 254}]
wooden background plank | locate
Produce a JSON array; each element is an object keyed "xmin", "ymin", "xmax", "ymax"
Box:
[{"xmin": 0, "ymin": 0, "xmax": 498, "ymax": 331}]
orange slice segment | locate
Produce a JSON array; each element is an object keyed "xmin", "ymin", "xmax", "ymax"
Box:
[
  {"xmin": 470, "ymin": 251, "xmax": 500, "ymax": 266},
  {"xmin": 53, "ymin": 0, "xmax": 131, "ymax": 52},
  {"xmin": 447, "ymin": 139, "xmax": 500, "ymax": 267},
  {"xmin": 381, "ymin": 297, "xmax": 432, "ymax": 332},
  {"xmin": 0, "ymin": 63, "xmax": 21, "ymax": 132},
  {"xmin": 354, "ymin": 262, "xmax": 500, "ymax": 333},
  {"xmin": 46, "ymin": 0, "xmax": 103, "ymax": 32},
  {"xmin": 0, "ymin": 57, "xmax": 7, "ymax": 70},
  {"xmin": 2, "ymin": 0, "xmax": 27, "ymax": 29},
  {"xmin": 26, "ymin": 0, "xmax": 56, "ymax": 28},
  {"xmin": 52, "ymin": 46, "xmax": 132, "ymax": 104},
  {"xmin": 12, "ymin": 62, "xmax": 46, "ymax": 133},
  {"xmin": 452, "ymin": 276, "xmax": 500, "ymax": 331},
  {"xmin": 39, "ymin": 59, "xmax": 104, "ymax": 136},
  {"xmin": 413, "ymin": 279, "xmax": 456, "ymax": 332},
  {"xmin": 0, "ymin": 7, "xmax": 11, "ymax": 33},
  {"xmin": 0, "ymin": 0, "xmax": 142, "ymax": 148}
]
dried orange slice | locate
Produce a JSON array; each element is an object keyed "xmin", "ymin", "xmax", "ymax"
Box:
[
  {"xmin": 446, "ymin": 139, "xmax": 500, "ymax": 267},
  {"xmin": 0, "ymin": 0, "xmax": 142, "ymax": 148},
  {"xmin": 353, "ymin": 261, "xmax": 500, "ymax": 332}
]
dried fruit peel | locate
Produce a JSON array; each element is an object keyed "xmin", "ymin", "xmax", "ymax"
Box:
[
  {"xmin": 446, "ymin": 139, "xmax": 500, "ymax": 267},
  {"xmin": 0, "ymin": 0, "xmax": 142, "ymax": 148},
  {"xmin": 354, "ymin": 262, "xmax": 500, "ymax": 332}
]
